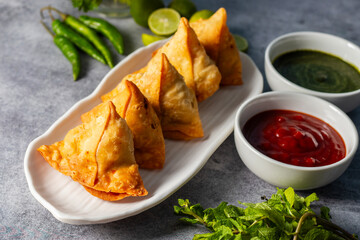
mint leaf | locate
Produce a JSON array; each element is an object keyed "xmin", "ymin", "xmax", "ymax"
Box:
[
  {"xmin": 194, "ymin": 225, "xmax": 233, "ymax": 240},
  {"xmin": 284, "ymin": 187, "xmax": 295, "ymax": 208},
  {"xmin": 228, "ymin": 218, "xmax": 243, "ymax": 233},
  {"xmin": 191, "ymin": 204, "xmax": 205, "ymax": 218},
  {"xmin": 193, "ymin": 232, "xmax": 215, "ymax": 240},
  {"xmin": 178, "ymin": 198, "xmax": 189, "ymax": 207},
  {"xmin": 242, "ymin": 202, "xmax": 287, "ymax": 230},
  {"xmin": 297, "ymin": 218, "xmax": 317, "ymax": 238},
  {"xmin": 303, "ymin": 228, "xmax": 332, "ymax": 240},
  {"xmin": 284, "ymin": 221, "xmax": 294, "ymax": 233},
  {"xmin": 224, "ymin": 205, "xmax": 245, "ymax": 218},
  {"xmin": 305, "ymin": 193, "xmax": 319, "ymax": 207},
  {"xmin": 174, "ymin": 199, "xmax": 207, "ymax": 226},
  {"xmin": 257, "ymin": 227, "xmax": 278, "ymax": 239},
  {"xmin": 212, "ymin": 202, "xmax": 230, "ymax": 220},
  {"xmin": 320, "ymin": 206, "xmax": 331, "ymax": 221},
  {"xmin": 231, "ymin": 234, "xmax": 243, "ymax": 240},
  {"xmin": 279, "ymin": 235, "xmax": 293, "ymax": 240},
  {"xmin": 178, "ymin": 217, "xmax": 200, "ymax": 224},
  {"xmin": 257, "ymin": 208, "xmax": 286, "ymax": 229}
]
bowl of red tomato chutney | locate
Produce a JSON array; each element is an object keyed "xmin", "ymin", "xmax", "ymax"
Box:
[
  {"xmin": 265, "ymin": 31, "xmax": 360, "ymax": 113},
  {"xmin": 234, "ymin": 91, "xmax": 358, "ymax": 190}
]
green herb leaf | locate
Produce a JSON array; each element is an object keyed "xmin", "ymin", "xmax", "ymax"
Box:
[
  {"xmin": 71, "ymin": 0, "xmax": 102, "ymax": 12},
  {"xmin": 257, "ymin": 227, "xmax": 278, "ymax": 239},
  {"xmin": 320, "ymin": 206, "xmax": 331, "ymax": 221},
  {"xmin": 304, "ymin": 228, "xmax": 332, "ymax": 240},
  {"xmin": 194, "ymin": 225, "xmax": 233, "ymax": 240},
  {"xmin": 305, "ymin": 193, "xmax": 319, "ymax": 207},
  {"xmin": 179, "ymin": 217, "xmax": 199, "ymax": 224},
  {"xmin": 284, "ymin": 187, "xmax": 295, "ymax": 208}
]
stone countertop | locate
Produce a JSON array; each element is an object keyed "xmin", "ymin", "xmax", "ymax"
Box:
[{"xmin": 1, "ymin": 0, "xmax": 359, "ymax": 239}]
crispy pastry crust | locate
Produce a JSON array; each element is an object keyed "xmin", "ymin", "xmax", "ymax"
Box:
[{"xmin": 190, "ymin": 8, "xmax": 243, "ymax": 85}]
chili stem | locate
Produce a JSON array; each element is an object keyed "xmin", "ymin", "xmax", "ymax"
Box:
[
  {"xmin": 40, "ymin": 20, "xmax": 54, "ymax": 38},
  {"xmin": 40, "ymin": 6, "xmax": 67, "ymax": 21}
]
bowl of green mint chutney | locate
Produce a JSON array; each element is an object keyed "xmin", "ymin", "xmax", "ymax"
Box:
[{"xmin": 265, "ymin": 31, "xmax": 360, "ymax": 112}]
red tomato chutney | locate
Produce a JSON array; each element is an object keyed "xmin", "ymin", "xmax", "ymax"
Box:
[{"xmin": 242, "ymin": 110, "xmax": 346, "ymax": 167}]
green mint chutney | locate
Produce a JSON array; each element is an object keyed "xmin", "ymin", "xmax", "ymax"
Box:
[{"xmin": 272, "ymin": 50, "xmax": 360, "ymax": 93}]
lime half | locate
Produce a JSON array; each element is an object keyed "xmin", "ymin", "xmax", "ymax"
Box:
[
  {"xmin": 189, "ymin": 9, "xmax": 214, "ymax": 23},
  {"xmin": 148, "ymin": 8, "xmax": 181, "ymax": 36},
  {"xmin": 233, "ymin": 34, "xmax": 249, "ymax": 52},
  {"xmin": 142, "ymin": 33, "xmax": 167, "ymax": 46}
]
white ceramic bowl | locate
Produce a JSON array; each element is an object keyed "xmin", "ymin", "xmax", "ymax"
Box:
[
  {"xmin": 265, "ymin": 31, "xmax": 360, "ymax": 113},
  {"xmin": 234, "ymin": 91, "xmax": 358, "ymax": 190}
]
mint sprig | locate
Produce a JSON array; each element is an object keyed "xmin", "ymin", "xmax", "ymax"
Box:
[{"xmin": 174, "ymin": 187, "xmax": 358, "ymax": 240}]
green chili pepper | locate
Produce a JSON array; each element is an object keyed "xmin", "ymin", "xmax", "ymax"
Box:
[
  {"xmin": 79, "ymin": 15, "xmax": 124, "ymax": 55},
  {"xmin": 41, "ymin": 6, "xmax": 114, "ymax": 68},
  {"xmin": 52, "ymin": 19, "xmax": 107, "ymax": 66},
  {"xmin": 63, "ymin": 15, "xmax": 114, "ymax": 68},
  {"xmin": 41, "ymin": 21, "xmax": 80, "ymax": 81},
  {"xmin": 54, "ymin": 36, "xmax": 81, "ymax": 80}
]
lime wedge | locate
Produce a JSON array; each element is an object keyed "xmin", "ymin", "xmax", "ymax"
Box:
[
  {"xmin": 189, "ymin": 9, "xmax": 214, "ymax": 23},
  {"xmin": 233, "ymin": 34, "xmax": 249, "ymax": 52},
  {"xmin": 148, "ymin": 8, "xmax": 181, "ymax": 36},
  {"xmin": 142, "ymin": 33, "xmax": 166, "ymax": 46}
]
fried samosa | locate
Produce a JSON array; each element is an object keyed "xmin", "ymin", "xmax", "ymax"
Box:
[
  {"xmin": 37, "ymin": 101, "xmax": 147, "ymax": 201},
  {"xmin": 154, "ymin": 17, "xmax": 221, "ymax": 102},
  {"xmin": 130, "ymin": 53, "xmax": 203, "ymax": 140},
  {"xmin": 190, "ymin": 8, "xmax": 243, "ymax": 85},
  {"xmin": 100, "ymin": 80, "xmax": 165, "ymax": 169}
]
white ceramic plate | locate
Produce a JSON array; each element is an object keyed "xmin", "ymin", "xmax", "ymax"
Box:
[{"xmin": 24, "ymin": 40, "xmax": 263, "ymax": 224}]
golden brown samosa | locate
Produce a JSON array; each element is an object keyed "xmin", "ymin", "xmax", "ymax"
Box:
[
  {"xmin": 190, "ymin": 8, "xmax": 243, "ymax": 85},
  {"xmin": 100, "ymin": 80, "xmax": 165, "ymax": 169},
  {"xmin": 129, "ymin": 53, "xmax": 204, "ymax": 140},
  {"xmin": 37, "ymin": 101, "xmax": 147, "ymax": 201},
  {"xmin": 154, "ymin": 17, "xmax": 221, "ymax": 102}
]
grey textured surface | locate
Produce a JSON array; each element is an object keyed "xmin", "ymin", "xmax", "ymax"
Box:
[{"xmin": 1, "ymin": 0, "xmax": 359, "ymax": 239}]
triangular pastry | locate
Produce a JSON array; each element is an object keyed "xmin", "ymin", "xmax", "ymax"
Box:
[
  {"xmin": 100, "ymin": 80, "xmax": 165, "ymax": 169},
  {"xmin": 129, "ymin": 53, "xmax": 204, "ymax": 140},
  {"xmin": 37, "ymin": 101, "xmax": 147, "ymax": 201},
  {"xmin": 154, "ymin": 17, "xmax": 221, "ymax": 102},
  {"xmin": 190, "ymin": 8, "xmax": 243, "ymax": 85}
]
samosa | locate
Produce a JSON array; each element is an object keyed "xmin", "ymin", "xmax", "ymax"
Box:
[
  {"xmin": 154, "ymin": 17, "xmax": 221, "ymax": 102},
  {"xmin": 190, "ymin": 8, "xmax": 243, "ymax": 85},
  {"xmin": 100, "ymin": 80, "xmax": 165, "ymax": 169},
  {"xmin": 37, "ymin": 101, "xmax": 147, "ymax": 201},
  {"xmin": 129, "ymin": 53, "xmax": 204, "ymax": 140}
]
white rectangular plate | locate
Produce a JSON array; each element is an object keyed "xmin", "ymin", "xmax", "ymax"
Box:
[{"xmin": 24, "ymin": 40, "xmax": 263, "ymax": 224}]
